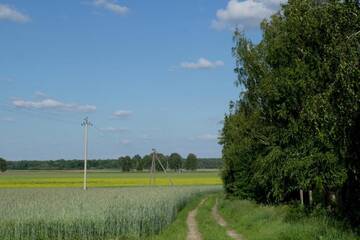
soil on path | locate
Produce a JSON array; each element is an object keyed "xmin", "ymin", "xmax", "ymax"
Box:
[
  {"xmin": 211, "ymin": 199, "xmax": 244, "ymax": 240},
  {"xmin": 186, "ymin": 198, "xmax": 207, "ymax": 240}
]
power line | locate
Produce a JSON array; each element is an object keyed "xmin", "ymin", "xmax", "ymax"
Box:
[
  {"xmin": 0, "ymin": 103, "xmax": 120, "ymax": 137},
  {"xmin": 0, "ymin": 103, "xmax": 128, "ymax": 153},
  {"xmin": 0, "ymin": 103, "xmax": 80, "ymax": 126}
]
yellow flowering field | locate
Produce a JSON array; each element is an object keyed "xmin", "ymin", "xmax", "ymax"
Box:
[{"xmin": 0, "ymin": 170, "xmax": 221, "ymax": 188}]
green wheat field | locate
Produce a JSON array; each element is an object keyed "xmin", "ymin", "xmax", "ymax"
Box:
[{"xmin": 0, "ymin": 170, "xmax": 222, "ymax": 240}]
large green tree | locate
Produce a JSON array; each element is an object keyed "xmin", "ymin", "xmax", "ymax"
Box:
[
  {"xmin": 120, "ymin": 156, "xmax": 132, "ymax": 172},
  {"xmin": 0, "ymin": 158, "xmax": 7, "ymax": 173},
  {"xmin": 221, "ymin": 0, "xmax": 360, "ymax": 224},
  {"xmin": 155, "ymin": 153, "xmax": 168, "ymax": 171},
  {"xmin": 185, "ymin": 153, "xmax": 198, "ymax": 171},
  {"xmin": 133, "ymin": 155, "xmax": 143, "ymax": 171},
  {"xmin": 169, "ymin": 153, "xmax": 183, "ymax": 171}
]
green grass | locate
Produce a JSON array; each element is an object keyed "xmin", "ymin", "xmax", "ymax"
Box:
[
  {"xmin": 148, "ymin": 193, "xmax": 232, "ymax": 240},
  {"xmin": 197, "ymin": 195, "xmax": 232, "ymax": 240},
  {"xmin": 0, "ymin": 170, "xmax": 221, "ymax": 188},
  {"xmin": 2, "ymin": 171, "xmax": 357, "ymax": 240},
  {"xmin": 0, "ymin": 186, "xmax": 221, "ymax": 240},
  {"xmin": 152, "ymin": 194, "xmax": 359, "ymax": 240},
  {"xmin": 218, "ymin": 197, "xmax": 359, "ymax": 240}
]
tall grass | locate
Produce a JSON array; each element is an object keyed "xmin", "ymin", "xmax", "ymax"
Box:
[
  {"xmin": 0, "ymin": 186, "xmax": 220, "ymax": 240},
  {"xmin": 219, "ymin": 197, "xmax": 359, "ymax": 240}
]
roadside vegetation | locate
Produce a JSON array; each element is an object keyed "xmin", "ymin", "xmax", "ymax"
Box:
[
  {"xmin": 219, "ymin": 196, "xmax": 358, "ymax": 240},
  {"xmin": 220, "ymin": 0, "xmax": 360, "ymax": 228},
  {"xmin": 152, "ymin": 194, "xmax": 359, "ymax": 240}
]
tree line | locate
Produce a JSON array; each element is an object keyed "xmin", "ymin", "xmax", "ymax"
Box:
[
  {"xmin": 0, "ymin": 158, "xmax": 6, "ymax": 173},
  {"xmin": 221, "ymin": 0, "xmax": 360, "ymax": 226},
  {"xmin": 119, "ymin": 153, "xmax": 197, "ymax": 172},
  {"xmin": 4, "ymin": 155, "xmax": 222, "ymax": 171}
]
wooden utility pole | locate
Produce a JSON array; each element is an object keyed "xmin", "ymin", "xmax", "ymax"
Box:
[
  {"xmin": 81, "ymin": 117, "xmax": 92, "ymax": 190},
  {"xmin": 149, "ymin": 149, "xmax": 173, "ymax": 186},
  {"xmin": 149, "ymin": 150, "xmax": 156, "ymax": 185}
]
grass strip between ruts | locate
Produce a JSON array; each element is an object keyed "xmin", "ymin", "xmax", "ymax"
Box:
[
  {"xmin": 197, "ymin": 194, "xmax": 233, "ymax": 240},
  {"xmin": 147, "ymin": 195, "xmax": 206, "ymax": 240}
]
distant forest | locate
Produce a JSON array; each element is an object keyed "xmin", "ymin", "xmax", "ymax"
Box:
[{"xmin": 6, "ymin": 156, "xmax": 222, "ymax": 170}]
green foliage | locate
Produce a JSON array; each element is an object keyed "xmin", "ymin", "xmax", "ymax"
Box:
[
  {"xmin": 155, "ymin": 152, "xmax": 168, "ymax": 171},
  {"xmin": 185, "ymin": 153, "xmax": 198, "ymax": 171},
  {"xmin": 198, "ymin": 158, "xmax": 222, "ymax": 169},
  {"xmin": 221, "ymin": 0, "xmax": 360, "ymax": 225},
  {"xmin": 133, "ymin": 154, "xmax": 144, "ymax": 171},
  {"xmin": 169, "ymin": 153, "xmax": 183, "ymax": 171},
  {"xmin": 7, "ymin": 159, "xmax": 121, "ymax": 170},
  {"xmin": 0, "ymin": 158, "xmax": 7, "ymax": 173},
  {"xmin": 120, "ymin": 156, "xmax": 132, "ymax": 172},
  {"xmin": 142, "ymin": 154, "xmax": 153, "ymax": 170}
]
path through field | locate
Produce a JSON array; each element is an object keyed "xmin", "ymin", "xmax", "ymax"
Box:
[
  {"xmin": 186, "ymin": 198, "xmax": 207, "ymax": 240},
  {"xmin": 212, "ymin": 198, "xmax": 243, "ymax": 240}
]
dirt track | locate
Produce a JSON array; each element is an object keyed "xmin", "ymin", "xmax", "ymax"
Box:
[
  {"xmin": 186, "ymin": 198, "xmax": 207, "ymax": 240},
  {"xmin": 211, "ymin": 198, "xmax": 243, "ymax": 240}
]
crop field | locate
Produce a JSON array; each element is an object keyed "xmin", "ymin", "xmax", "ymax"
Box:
[
  {"xmin": 0, "ymin": 186, "xmax": 221, "ymax": 240},
  {"xmin": 0, "ymin": 170, "xmax": 221, "ymax": 188}
]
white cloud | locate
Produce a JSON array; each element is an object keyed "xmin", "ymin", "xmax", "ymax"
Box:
[
  {"xmin": 141, "ymin": 134, "xmax": 151, "ymax": 140},
  {"xmin": 113, "ymin": 110, "xmax": 132, "ymax": 118},
  {"xmin": 212, "ymin": 0, "xmax": 286, "ymax": 30},
  {"xmin": 120, "ymin": 139, "xmax": 131, "ymax": 145},
  {"xmin": 93, "ymin": 0, "xmax": 129, "ymax": 15},
  {"xmin": 197, "ymin": 134, "xmax": 218, "ymax": 141},
  {"xmin": 0, "ymin": 117, "xmax": 15, "ymax": 122},
  {"xmin": 180, "ymin": 58, "xmax": 224, "ymax": 70},
  {"xmin": 0, "ymin": 4, "xmax": 30, "ymax": 23},
  {"xmin": 34, "ymin": 91, "xmax": 49, "ymax": 98},
  {"xmin": 12, "ymin": 98, "xmax": 96, "ymax": 113},
  {"xmin": 0, "ymin": 77, "xmax": 14, "ymax": 83},
  {"xmin": 100, "ymin": 127, "xmax": 128, "ymax": 132}
]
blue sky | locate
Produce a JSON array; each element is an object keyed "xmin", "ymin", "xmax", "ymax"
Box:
[{"xmin": 0, "ymin": 0, "xmax": 284, "ymax": 160}]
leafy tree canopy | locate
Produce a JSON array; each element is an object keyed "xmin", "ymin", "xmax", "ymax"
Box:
[
  {"xmin": 221, "ymin": 0, "xmax": 360, "ymax": 225},
  {"xmin": 185, "ymin": 153, "xmax": 198, "ymax": 171},
  {"xmin": 0, "ymin": 158, "xmax": 7, "ymax": 173}
]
